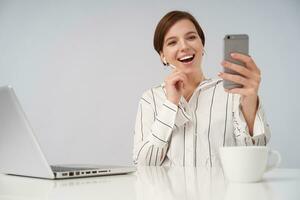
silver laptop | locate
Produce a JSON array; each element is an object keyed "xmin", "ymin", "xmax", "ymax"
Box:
[{"xmin": 0, "ymin": 85, "xmax": 136, "ymax": 179}]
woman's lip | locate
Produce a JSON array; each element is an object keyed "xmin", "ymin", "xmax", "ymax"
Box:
[
  {"xmin": 177, "ymin": 54, "xmax": 195, "ymax": 61},
  {"xmin": 182, "ymin": 60, "xmax": 193, "ymax": 65},
  {"xmin": 179, "ymin": 55, "xmax": 195, "ymax": 66},
  {"xmin": 178, "ymin": 59, "xmax": 194, "ymax": 66}
]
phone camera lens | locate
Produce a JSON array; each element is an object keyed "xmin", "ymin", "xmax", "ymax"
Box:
[{"xmin": 227, "ymin": 36, "xmax": 230, "ymax": 39}]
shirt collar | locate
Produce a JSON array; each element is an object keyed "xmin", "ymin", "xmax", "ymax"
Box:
[{"xmin": 161, "ymin": 78, "xmax": 222, "ymax": 92}]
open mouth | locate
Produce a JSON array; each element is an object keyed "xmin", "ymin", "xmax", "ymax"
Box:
[{"xmin": 177, "ymin": 54, "xmax": 195, "ymax": 63}]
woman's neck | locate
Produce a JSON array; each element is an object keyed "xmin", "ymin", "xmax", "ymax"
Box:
[
  {"xmin": 183, "ymin": 70, "xmax": 205, "ymax": 101},
  {"xmin": 185, "ymin": 70, "xmax": 205, "ymax": 91}
]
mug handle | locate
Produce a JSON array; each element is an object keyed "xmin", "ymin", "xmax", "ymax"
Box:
[{"xmin": 265, "ymin": 150, "xmax": 281, "ymax": 172}]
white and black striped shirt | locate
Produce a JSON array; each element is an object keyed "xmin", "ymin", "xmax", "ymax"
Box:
[{"xmin": 133, "ymin": 78, "xmax": 271, "ymax": 167}]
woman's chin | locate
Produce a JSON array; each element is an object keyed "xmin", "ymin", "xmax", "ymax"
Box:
[{"xmin": 180, "ymin": 65, "xmax": 200, "ymax": 74}]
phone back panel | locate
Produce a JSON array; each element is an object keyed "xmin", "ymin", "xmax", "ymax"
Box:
[{"xmin": 223, "ymin": 34, "xmax": 249, "ymax": 89}]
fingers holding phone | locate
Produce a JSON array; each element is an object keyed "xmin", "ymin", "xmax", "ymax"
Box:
[{"xmin": 219, "ymin": 53, "xmax": 261, "ymax": 97}]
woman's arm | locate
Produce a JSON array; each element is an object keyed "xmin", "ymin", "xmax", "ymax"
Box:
[
  {"xmin": 219, "ymin": 53, "xmax": 271, "ymax": 145},
  {"xmin": 231, "ymin": 94, "xmax": 271, "ymax": 146},
  {"xmin": 240, "ymin": 95, "xmax": 258, "ymax": 136},
  {"xmin": 133, "ymin": 91, "xmax": 178, "ymax": 166},
  {"xmin": 219, "ymin": 53, "xmax": 262, "ymax": 136}
]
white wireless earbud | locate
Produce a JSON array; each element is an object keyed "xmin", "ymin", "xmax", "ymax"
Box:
[
  {"xmin": 163, "ymin": 57, "xmax": 167, "ymax": 65},
  {"xmin": 163, "ymin": 57, "xmax": 176, "ymax": 69}
]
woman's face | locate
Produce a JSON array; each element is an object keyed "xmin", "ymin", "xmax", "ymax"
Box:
[{"xmin": 160, "ymin": 19, "xmax": 204, "ymax": 74}]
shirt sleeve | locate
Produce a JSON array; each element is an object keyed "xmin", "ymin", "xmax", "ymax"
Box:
[
  {"xmin": 232, "ymin": 94, "xmax": 271, "ymax": 146},
  {"xmin": 133, "ymin": 91, "xmax": 179, "ymax": 166}
]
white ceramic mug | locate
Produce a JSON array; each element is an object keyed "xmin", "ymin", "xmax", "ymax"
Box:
[{"xmin": 219, "ymin": 146, "xmax": 281, "ymax": 182}]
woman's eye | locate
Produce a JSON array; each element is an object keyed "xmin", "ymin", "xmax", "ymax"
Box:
[
  {"xmin": 167, "ymin": 41, "xmax": 176, "ymax": 46},
  {"xmin": 188, "ymin": 35, "xmax": 196, "ymax": 40}
]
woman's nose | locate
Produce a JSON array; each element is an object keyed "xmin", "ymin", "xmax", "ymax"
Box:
[{"xmin": 178, "ymin": 39, "xmax": 190, "ymax": 51}]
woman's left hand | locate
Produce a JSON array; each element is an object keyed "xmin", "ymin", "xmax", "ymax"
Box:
[
  {"xmin": 218, "ymin": 53, "xmax": 261, "ymax": 135},
  {"xmin": 218, "ymin": 53, "xmax": 261, "ymax": 100}
]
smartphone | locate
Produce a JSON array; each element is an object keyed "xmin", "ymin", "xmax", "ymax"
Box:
[{"xmin": 223, "ymin": 34, "xmax": 249, "ymax": 89}]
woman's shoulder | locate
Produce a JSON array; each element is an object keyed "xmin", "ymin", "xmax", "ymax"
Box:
[
  {"xmin": 140, "ymin": 83, "xmax": 166, "ymax": 103},
  {"xmin": 203, "ymin": 78, "xmax": 241, "ymax": 99}
]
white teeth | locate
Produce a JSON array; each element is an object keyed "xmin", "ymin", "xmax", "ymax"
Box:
[{"xmin": 179, "ymin": 55, "xmax": 193, "ymax": 61}]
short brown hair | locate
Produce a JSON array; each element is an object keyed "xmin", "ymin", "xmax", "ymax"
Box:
[{"xmin": 153, "ymin": 10, "xmax": 205, "ymax": 55}]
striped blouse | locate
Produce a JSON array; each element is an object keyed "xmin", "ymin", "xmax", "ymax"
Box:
[{"xmin": 133, "ymin": 78, "xmax": 271, "ymax": 167}]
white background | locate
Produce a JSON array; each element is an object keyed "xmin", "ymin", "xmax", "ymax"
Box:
[{"xmin": 0, "ymin": 0, "xmax": 299, "ymax": 167}]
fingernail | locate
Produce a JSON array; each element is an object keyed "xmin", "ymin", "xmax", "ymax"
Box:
[
  {"xmin": 231, "ymin": 53, "xmax": 235, "ymax": 57},
  {"xmin": 218, "ymin": 72, "xmax": 222, "ymax": 76}
]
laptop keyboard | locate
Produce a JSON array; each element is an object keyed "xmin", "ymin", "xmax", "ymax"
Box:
[{"xmin": 51, "ymin": 165, "xmax": 95, "ymax": 172}]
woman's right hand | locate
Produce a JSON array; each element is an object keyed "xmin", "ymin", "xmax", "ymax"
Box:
[{"xmin": 164, "ymin": 70, "xmax": 188, "ymax": 105}]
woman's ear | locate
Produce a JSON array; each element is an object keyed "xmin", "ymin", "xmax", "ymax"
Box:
[{"xmin": 160, "ymin": 52, "xmax": 167, "ymax": 65}]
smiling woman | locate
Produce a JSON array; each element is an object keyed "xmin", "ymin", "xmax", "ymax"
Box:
[{"xmin": 133, "ymin": 10, "xmax": 271, "ymax": 167}]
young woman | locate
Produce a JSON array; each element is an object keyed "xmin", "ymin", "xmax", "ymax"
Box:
[{"xmin": 133, "ymin": 10, "xmax": 270, "ymax": 167}]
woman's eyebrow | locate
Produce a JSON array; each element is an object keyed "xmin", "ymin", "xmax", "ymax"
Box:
[{"xmin": 185, "ymin": 31, "xmax": 197, "ymax": 36}]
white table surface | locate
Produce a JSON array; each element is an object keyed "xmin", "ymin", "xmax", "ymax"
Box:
[{"xmin": 0, "ymin": 167, "xmax": 299, "ymax": 200}]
